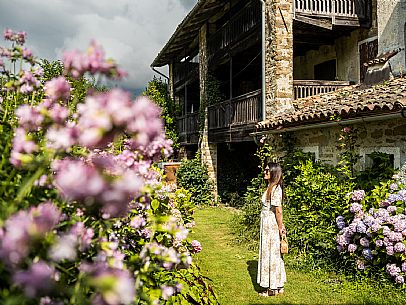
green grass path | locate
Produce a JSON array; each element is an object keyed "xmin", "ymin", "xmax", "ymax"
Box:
[{"xmin": 191, "ymin": 207, "xmax": 405, "ymax": 305}]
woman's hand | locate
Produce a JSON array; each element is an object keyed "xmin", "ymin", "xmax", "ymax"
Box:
[{"xmin": 278, "ymin": 224, "xmax": 286, "ymax": 237}]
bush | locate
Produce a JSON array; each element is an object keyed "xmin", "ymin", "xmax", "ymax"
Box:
[
  {"xmin": 176, "ymin": 156, "xmax": 215, "ymax": 206},
  {"xmin": 336, "ymin": 176, "xmax": 406, "ymax": 284},
  {"xmin": 232, "ymin": 175, "xmax": 266, "ymax": 248},
  {"xmin": 284, "ymin": 160, "xmax": 354, "ymax": 266},
  {"xmin": 0, "ymin": 29, "xmax": 218, "ymax": 305}
]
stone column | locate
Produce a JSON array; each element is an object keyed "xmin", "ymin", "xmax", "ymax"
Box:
[
  {"xmin": 168, "ymin": 62, "xmax": 174, "ymax": 100},
  {"xmin": 264, "ymin": 0, "xmax": 294, "ymax": 119},
  {"xmin": 199, "ymin": 23, "xmax": 218, "ymax": 199},
  {"xmin": 377, "ymin": 0, "xmax": 406, "ymax": 76}
]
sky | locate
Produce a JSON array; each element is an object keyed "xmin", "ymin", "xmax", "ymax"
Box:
[{"xmin": 0, "ymin": 0, "xmax": 197, "ymax": 94}]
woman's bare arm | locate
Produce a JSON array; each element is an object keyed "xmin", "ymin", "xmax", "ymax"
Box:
[{"xmin": 275, "ymin": 206, "xmax": 286, "ymax": 236}]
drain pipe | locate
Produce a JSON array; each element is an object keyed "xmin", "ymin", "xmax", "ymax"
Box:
[
  {"xmin": 259, "ymin": 0, "xmax": 266, "ymax": 121},
  {"xmin": 251, "ymin": 112, "xmax": 405, "ymax": 137},
  {"xmin": 151, "ymin": 66, "xmax": 169, "ymax": 82}
]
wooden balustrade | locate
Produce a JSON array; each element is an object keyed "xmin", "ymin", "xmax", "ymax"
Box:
[
  {"xmin": 177, "ymin": 112, "xmax": 199, "ymax": 143},
  {"xmin": 294, "ymin": 0, "xmax": 367, "ymax": 19},
  {"xmin": 208, "ymin": 89, "xmax": 262, "ymax": 130},
  {"xmin": 294, "ymin": 80, "xmax": 351, "ymax": 99},
  {"xmin": 208, "ymin": 1, "xmax": 260, "ymax": 59},
  {"xmin": 173, "ymin": 62, "xmax": 199, "ymax": 86}
]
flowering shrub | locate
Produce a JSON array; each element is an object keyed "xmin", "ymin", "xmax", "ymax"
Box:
[
  {"xmin": 0, "ymin": 29, "xmax": 217, "ymax": 304},
  {"xmin": 336, "ymin": 170, "xmax": 406, "ymax": 283}
]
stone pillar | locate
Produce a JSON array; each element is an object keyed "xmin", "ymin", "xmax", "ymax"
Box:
[
  {"xmin": 264, "ymin": 0, "xmax": 294, "ymax": 119},
  {"xmin": 199, "ymin": 23, "xmax": 218, "ymax": 199},
  {"xmin": 377, "ymin": 0, "xmax": 406, "ymax": 76},
  {"xmin": 168, "ymin": 62, "xmax": 174, "ymax": 100}
]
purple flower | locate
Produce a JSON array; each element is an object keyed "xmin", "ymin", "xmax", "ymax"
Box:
[
  {"xmin": 356, "ymin": 221, "xmax": 367, "ymax": 234},
  {"xmin": 191, "ymin": 240, "xmax": 202, "ymax": 253},
  {"xmin": 402, "ymin": 261, "xmax": 406, "ymax": 272},
  {"xmin": 161, "ymin": 285, "xmax": 175, "ymax": 300},
  {"xmin": 83, "ymin": 263, "xmax": 135, "ymax": 305},
  {"xmin": 130, "ymin": 215, "xmax": 146, "ymax": 229},
  {"xmin": 388, "ymin": 194, "xmax": 402, "ymax": 204},
  {"xmin": 376, "ymin": 239, "xmax": 383, "ymax": 247},
  {"xmin": 360, "ymin": 237, "xmax": 370, "ymax": 247},
  {"xmin": 386, "ymin": 263, "xmax": 400, "ymax": 277},
  {"xmin": 13, "ymin": 261, "xmax": 55, "ymax": 298},
  {"xmin": 362, "ymin": 248, "xmax": 373, "ymax": 260},
  {"xmin": 390, "ymin": 183, "xmax": 399, "ymax": 191},
  {"xmin": 53, "ymin": 159, "xmax": 106, "ymax": 201},
  {"xmin": 356, "ymin": 259, "xmax": 365, "ymax": 270},
  {"xmin": 44, "ymin": 77, "xmax": 71, "ymax": 102},
  {"xmin": 386, "ymin": 246, "xmax": 394, "ymax": 256},
  {"xmin": 388, "ymin": 231, "xmax": 403, "ymax": 242},
  {"xmin": 395, "ymin": 275, "xmax": 405, "ymax": 284},
  {"xmin": 350, "ymin": 202, "xmax": 362, "ymax": 214},
  {"xmin": 387, "ymin": 206, "xmax": 397, "ymax": 214},
  {"xmin": 351, "ymin": 190, "xmax": 365, "ymax": 201},
  {"xmin": 15, "ymin": 105, "xmax": 44, "ymax": 131},
  {"xmin": 394, "ymin": 242, "xmax": 406, "ymax": 253},
  {"xmin": 336, "ymin": 216, "xmax": 346, "ymax": 229}
]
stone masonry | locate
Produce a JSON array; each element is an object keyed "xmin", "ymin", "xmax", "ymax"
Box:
[
  {"xmin": 199, "ymin": 23, "xmax": 218, "ymax": 199},
  {"xmin": 267, "ymin": 118, "xmax": 406, "ymax": 170},
  {"xmin": 264, "ymin": 0, "xmax": 295, "ymax": 118}
]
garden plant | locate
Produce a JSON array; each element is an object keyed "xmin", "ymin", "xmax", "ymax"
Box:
[{"xmin": 0, "ymin": 29, "xmax": 218, "ymax": 305}]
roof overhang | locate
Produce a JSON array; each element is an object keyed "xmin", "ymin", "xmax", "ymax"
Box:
[{"xmin": 151, "ymin": 0, "xmax": 226, "ymax": 67}]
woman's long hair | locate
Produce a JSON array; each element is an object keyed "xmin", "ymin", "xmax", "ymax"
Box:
[{"xmin": 265, "ymin": 162, "xmax": 283, "ymax": 201}]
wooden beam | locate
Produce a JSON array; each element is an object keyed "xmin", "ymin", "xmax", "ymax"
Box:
[{"xmin": 294, "ymin": 14, "xmax": 333, "ymax": 30}]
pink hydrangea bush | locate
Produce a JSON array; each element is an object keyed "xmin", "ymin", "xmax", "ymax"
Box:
[
  {"xmin": 336, "ymin": 177, "xmax": 406, "ymax": 284},
  {"xmin": 0, "ymin": 29, "xmax": 214, "ymax": 305}
]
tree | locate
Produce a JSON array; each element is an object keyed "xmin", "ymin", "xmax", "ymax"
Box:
[{"xmin": 143, "ymin": 77, "xmax": 179, "ymax": 153}]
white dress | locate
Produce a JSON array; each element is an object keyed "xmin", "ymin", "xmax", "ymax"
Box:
[{"xmin": 257, "ymin": 185, "xmax": 286, "ymax": 289}]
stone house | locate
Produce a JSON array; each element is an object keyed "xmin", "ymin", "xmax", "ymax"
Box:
[{"xmin": 151, "ymin": 0, "xmax": 406, "ymax": 196}]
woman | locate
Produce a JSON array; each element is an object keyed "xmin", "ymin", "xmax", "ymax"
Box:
[{"xmin": 257, "ymin": 162, "xmax": 286, "ymax": 296}]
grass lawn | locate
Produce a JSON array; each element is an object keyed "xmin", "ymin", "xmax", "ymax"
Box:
[{"xmin": 191, "ymin": 206, "xmax": 406, "ymax": 305}]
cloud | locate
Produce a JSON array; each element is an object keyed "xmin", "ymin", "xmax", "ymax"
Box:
[{"xmin": 0, "ymin": 0, "xmax": 198, "ymax": 91}]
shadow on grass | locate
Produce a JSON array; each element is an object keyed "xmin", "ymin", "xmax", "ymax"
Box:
[{"xmin": 246, "ymin": 260, "xmax": 264, "ymax": 293}]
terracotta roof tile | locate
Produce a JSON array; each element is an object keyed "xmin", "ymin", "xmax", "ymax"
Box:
[{"xmin": 257, "ymin": 77, "xmax": 406, "ymax": 130}]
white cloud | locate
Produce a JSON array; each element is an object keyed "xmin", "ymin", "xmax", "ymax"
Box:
[{"xmin": 0, "ymin": 0, "xmax": 197, "ymax": 91}]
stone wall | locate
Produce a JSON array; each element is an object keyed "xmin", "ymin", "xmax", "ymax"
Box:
[
  {"xmin": 269, "ymin": 117, "xmax": 406, "ymax": 169},
  {"xmin": 264, "ymin": 0, "xmax": 294, "ymax": 118},
  {"xmin": 294, "ymin": 29, "xmax": 377, "ymax": 83},
  {"xmin": 377, "ymin": 0, "xmax": 406, "ymax": 76},
  {"xmin": 199, "ymin": 23, "xmax": 218, "ymax": 198}
]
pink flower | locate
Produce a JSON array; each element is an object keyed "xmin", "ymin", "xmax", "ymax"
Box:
[
  {"xmin": 343, "ymin": 127, "xmax": 351, "ymax": 133},
  {"xmin": 13, "ymin": 261, "xmax": 55, "ymax": 297},
  {"xmin": 191, "ymin": 240, "xmax": 202, "ymax": 253},
  {"xmin": 53, "ymin": 159, "xmax": 106, "ymax": 201},
  {"xmin": 3, "ymin": 28, "xmax": 13, "ymax": 40},
  {"xmin": 44, "ymin": 77, "xmax": 71, "ymax": 102}
]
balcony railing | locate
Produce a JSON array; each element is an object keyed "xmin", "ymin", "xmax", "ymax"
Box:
[
  {"xmin": 294, "ymin": 80, "xmax": 351, "ymax": 99},
  {"xmin": 208, "ymin": 1, "xmax": 261, "ymax": 60},
  {"xmin": 177, "ymin": 112, "xmax": 199, "ymax": 143},
  {"xmin": 294, "ymin": 0, "xmax": 368, "ymax": 20},
  {"xmin": 173, "ymin": 62, "xmax": 199, "ymax": 86},
  {"xmin": 208, "ymin": 89, "xmax": 262, "ymax": 130}
]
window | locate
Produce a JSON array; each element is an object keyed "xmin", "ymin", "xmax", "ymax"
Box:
[
  {"xmin": 359, "ymin": 147, "xmax": 401, "ymax": 170},
  {"xmin": 298, "ymin": 146, "xmax": 319, "ymax": 161}
]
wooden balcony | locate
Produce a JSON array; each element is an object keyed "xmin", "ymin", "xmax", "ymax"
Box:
[
  {"xmin": 208, "ymin": 89, "xmax": 262, "ymax": 130},
  {"xmin": 173, "ymin": 61, "xmax": 199, "ymax": 86},
  {"xmin": 177, "ymin": 112, "xmax": 199, "ymax": 144},
  {"xmin": 294, "ymin": 80, "xmax": 351, "ymax": 99},
  {"xmin": 207, "ymin": 1, "xmax": 261, "ymax": 62},
  {"xmin": 294, "ymin": 0, "xmax": 370, "ymax": 28}
]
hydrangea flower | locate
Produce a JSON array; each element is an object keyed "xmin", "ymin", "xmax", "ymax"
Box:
[{"xmin": 351, "ymin": 190, "xmax": 365, "ymax": 201}]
